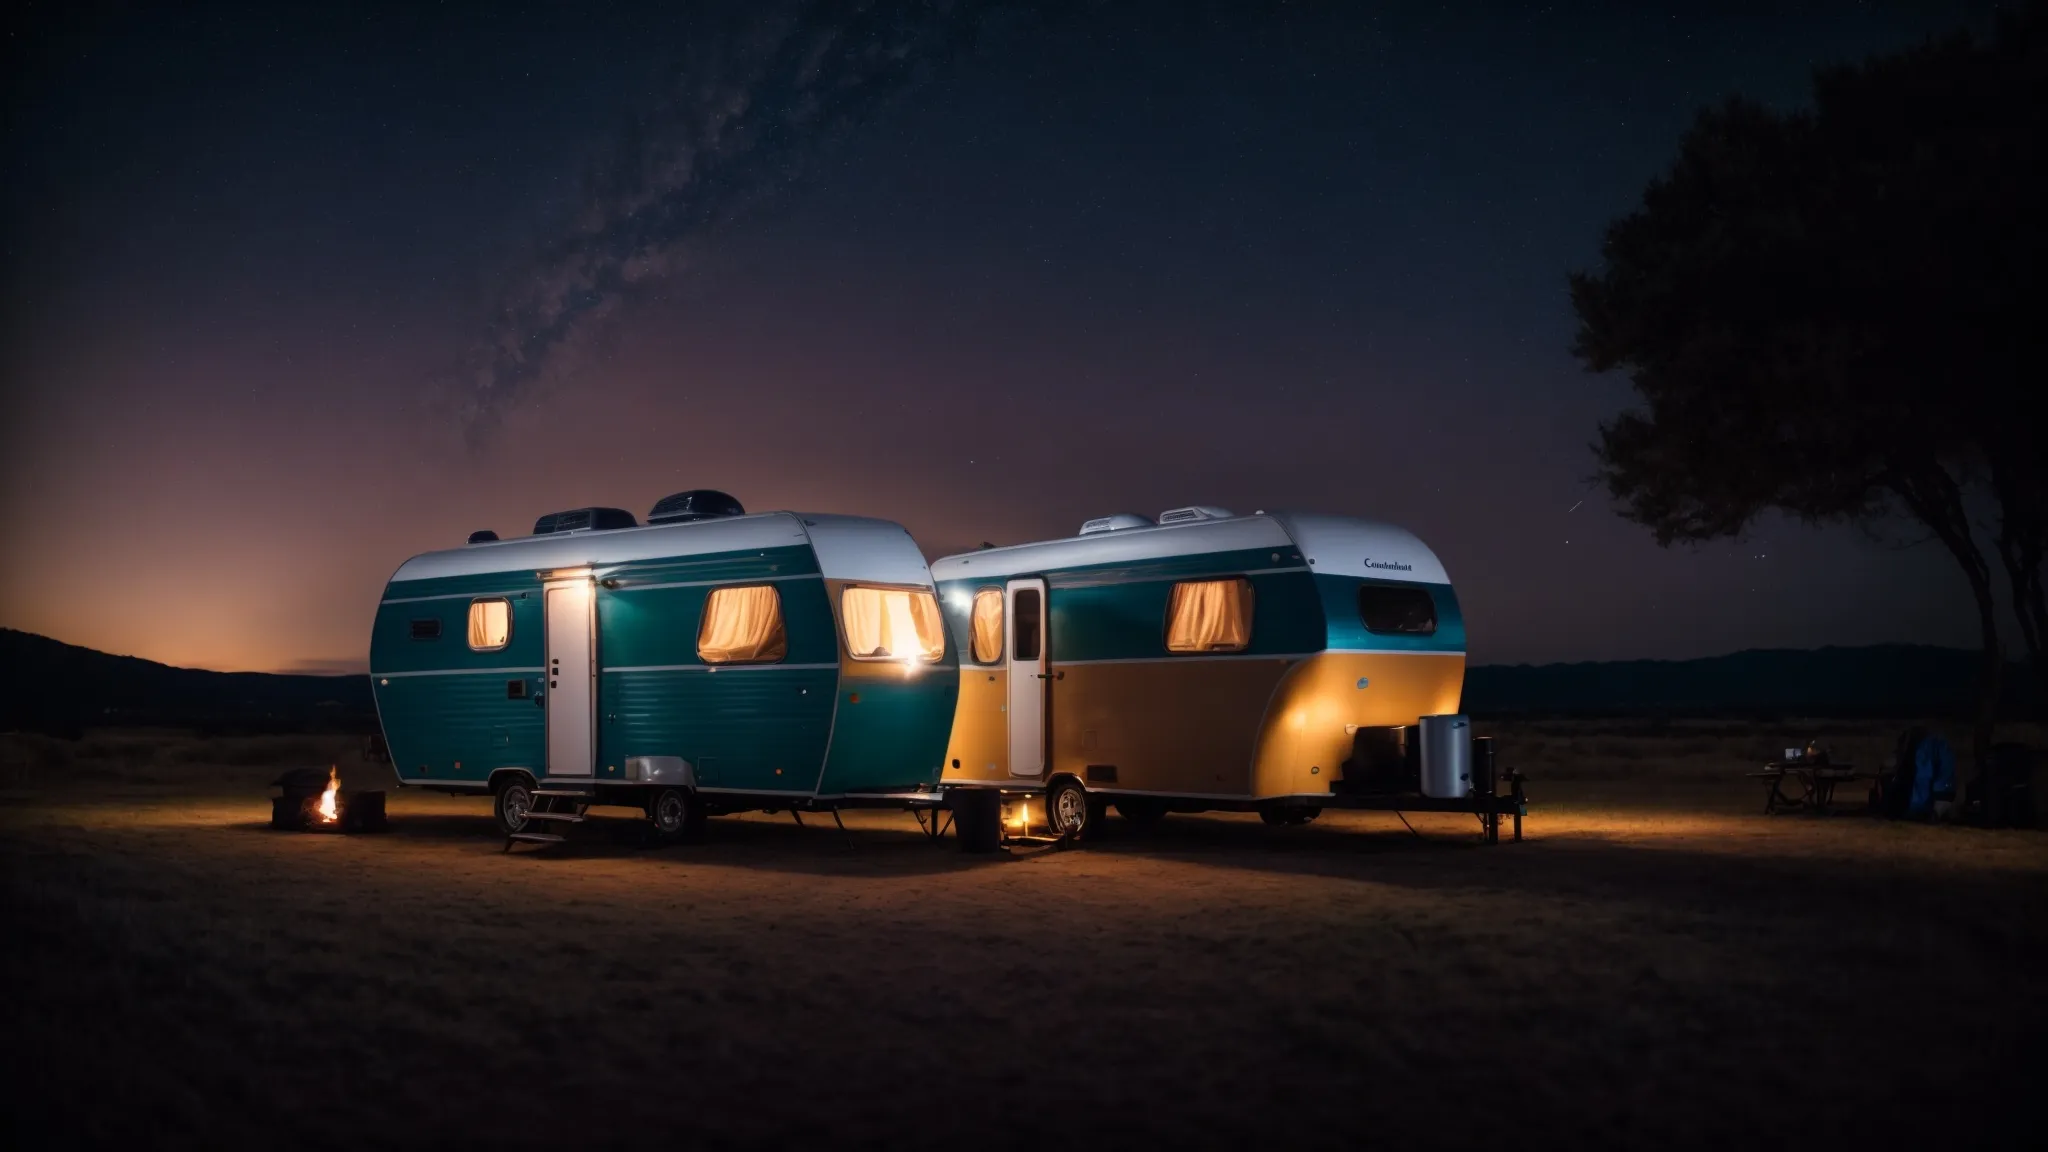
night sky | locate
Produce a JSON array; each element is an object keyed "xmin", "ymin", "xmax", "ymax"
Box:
[{"xmin": 1, "ymin": 1, "xmax": 2005, "ymax": 674}]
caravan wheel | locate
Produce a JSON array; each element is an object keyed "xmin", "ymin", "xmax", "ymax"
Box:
[
  {"xmin": 493, "ymin": 776, "xmax": 535, "ymax": 836},
  {"xmin": 649, "ymin": 788, "xmax": 704, "ymax": 844},
  {"xmin": 1045, "ymin": 778, "xmax": 1095, "ymax": 841}
]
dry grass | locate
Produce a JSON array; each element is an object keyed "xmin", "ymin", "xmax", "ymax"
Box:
[{"xmin": 3, "ymin": 725, "xmax": 2045, "ymax": 1150}]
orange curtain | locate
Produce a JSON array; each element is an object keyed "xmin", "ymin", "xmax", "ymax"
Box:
[
  {"xmin": 698, "ymin": 585, "xmax": 787, "ymax": 663},
  {"xmin": 842, "ymin": 587, "xmax": 946, "ymax": 661},
  {"xmin": 1165, "ymin": 578, "xmax": 1253, "ymax": 652},
  {"xmin": 467, "ymin": 599, "xmax": 510, "ymax": 649},
  {"xmin": 970, "ymin": 589, "xmax": 1004, "ymax": 663}
]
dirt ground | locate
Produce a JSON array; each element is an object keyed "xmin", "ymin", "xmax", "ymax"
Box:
[{"xmin": 3, "ymin": 723, "xmax": 2044, "ymax": 1150}]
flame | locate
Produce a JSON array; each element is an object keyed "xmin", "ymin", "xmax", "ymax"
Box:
[{"xmin": 316, "ymin": 766, "xmax": 339, "ymax": 823}]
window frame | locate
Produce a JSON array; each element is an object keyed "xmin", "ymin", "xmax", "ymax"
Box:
[
  {"xmin": 968, "ymin": 586, "xmax": 1005, "ymax": 665},
  {"xmin": 838, "ymin": 582, "xmax": 948, "ymax": 664},
  {"xmin": 466, "ymin": 597, "xmax": 513, "ymax": 652},
  {"xmin": 1356, "ymin": 584, "xmax": 1438, "ymax": 636},
  {"xmin": 1161, "ymin": 576, "xmax": 1256, "ymax": 654},
  {"xmin": 696, "ymin": 583, "xmax": 789, "ymax": 666}
]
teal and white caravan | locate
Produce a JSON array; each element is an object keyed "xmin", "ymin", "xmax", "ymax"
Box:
[{"xmin": 368, "ymin": 492, "xmax": 961, "ymax": 845}]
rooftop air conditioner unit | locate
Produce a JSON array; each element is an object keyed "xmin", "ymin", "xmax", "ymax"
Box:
[{"xmin": 532, "ymin": 507, "xmax": 639, "ymax": 535}]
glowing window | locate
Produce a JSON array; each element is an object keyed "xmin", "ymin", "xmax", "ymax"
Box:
[
  {"xmin": 1164, "ymin": 578, "xmax": 1254, "ymax": 653},
  {"xmin": 697, "ymin": 585, "xmax": 787, "ymax": 664},
  {"xmin": 970, "ymin": 588, "xmax": 1004, "ymax": 664},
  {"xmin": 466, "ymin": 598, "xmax": 511, "ymax": 651},
  {"xmin": 842, "ymin": 587, "xmax": 946, "ymax": 663},
  {"xmin": 1358, "ymin": 586, "xmax": 1436, "ymax": 635}
]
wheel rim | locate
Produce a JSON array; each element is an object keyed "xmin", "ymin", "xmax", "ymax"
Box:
[
  {"xmin": 1054, "ymin": 786, "xmax": 1087, "ymax": 833},
  {"xmin": 502, "ymin": 785, "xmax": 531, "ymax": 831},
  {"xmin": 655, "ymin": 792, "xmax": 686, "ymax": 833}
]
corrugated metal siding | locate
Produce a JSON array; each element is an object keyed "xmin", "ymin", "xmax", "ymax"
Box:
[
  {"xmin": 600, "ymin": 666, "xmax": 837, "ymax": 792},
  {"xmin": 817, "ymin": 664, "xmax": 958, "ymax": 794},
  {"xmin": 373, "ymin": 669, "xmax": 544, "ymax": 784}
]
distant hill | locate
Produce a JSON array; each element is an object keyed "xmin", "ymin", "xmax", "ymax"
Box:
[
  {"xmin": 1465, "ymin": 644, "xmax": 2040, "ymax": 719},
  {"xmin": 1, "ymin": 629, "xmax": 376, "ymax": 737},
  {"xmin": 1, "ymin": 629, "xmax": 2037, "ymax": 738}
]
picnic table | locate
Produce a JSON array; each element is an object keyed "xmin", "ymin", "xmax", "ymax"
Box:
[{"xmin": 1748, "ymin": 760, "xmax": 1873, "ymax": 814}]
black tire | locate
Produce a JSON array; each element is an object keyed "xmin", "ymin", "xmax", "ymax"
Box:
[
  {"xmin": 493, "ymin": 775, "xmax": 535, "ymax": 836},
  {"xmin": 1114, "ymin": 797, "xmax": 1169, "ymax": 826},
  {"xmin": 1045, "ymin": 777, "xmax": 1095, "ymax": 840},
  {"xmin": 1260, "ymin": 807, "xmax": 1320, "ymax": 826},
  {"xmin": 648, "ymin": 787, "xmax": 703, "ymax": 844}
]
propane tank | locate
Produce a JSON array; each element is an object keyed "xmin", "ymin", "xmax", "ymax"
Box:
[{"xmin": 1419, "ymin": 714, "xmax": 1472, "ymax": 799}]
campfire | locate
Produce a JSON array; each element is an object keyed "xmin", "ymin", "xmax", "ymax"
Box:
[{"xmin": 271, "ymin": 766, "xmax": 387, "ymax": 833}]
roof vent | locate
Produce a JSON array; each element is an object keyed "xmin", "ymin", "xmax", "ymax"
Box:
[
  {"xmin": 1080, "ymin": 513, "xmax": 1153, "ymax": 535},
  {"xmin": 1157, "ymin": 505, "xmax": 1235, "ymax": 525},
  {"xmin": 532, "ymin": 507, "xmax": 638, "ymax": 535},
  {"xmin": 466, "ymin": 530, "xmax": 499, "ymax": 545},
  {"xmin": 648, "ymin": 489, "xmax": 745, "ymax": 525}
]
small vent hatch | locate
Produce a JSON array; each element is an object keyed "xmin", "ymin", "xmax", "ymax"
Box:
[
  {"xmin": 1079, "ymin": 513, "xmax": 1153, "ymax": 535},
  {"xmin": 1157, "ymin": 505, "xmax": 1235, "ymax": 525}
]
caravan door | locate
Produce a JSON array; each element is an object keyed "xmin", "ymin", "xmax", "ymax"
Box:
[
  {"xmin": 1006, "ymin": 578, "xmax": 1047, "ymax": 777},
  {"xmin": 543, "ymin": 579, "xmax": 595, "ymax": 778}
]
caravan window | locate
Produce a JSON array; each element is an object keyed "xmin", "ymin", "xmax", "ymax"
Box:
[
  {"xmin": 1164, "ymin": 578, "xmax": 1254, "ymax": 653},
  {"xmin": 842, "ymin": 587, "xmax": 946, "ymax": 663},
  {"xmin": 698, "ymin": 585, "xmax": 788, "ymax": 664},
  {"xmin": 1358, "ymin": 586, "xmax": 1437, "ymax": 635},
  {"xmin": 467, "ymin": 598, "xmax": 511, "ymax": 651},
  {"xmin": 970, "ymin": 588, "xmax": 1004, "ymax": 663}
]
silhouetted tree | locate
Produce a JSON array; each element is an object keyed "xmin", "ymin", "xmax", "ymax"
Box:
[{"xmin": 1570, "ymin": 7, "xmax": 2046, "ymax": 763}]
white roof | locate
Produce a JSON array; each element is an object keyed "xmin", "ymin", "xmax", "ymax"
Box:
[
  {"xmin": 386, "ymin": 512, "xmax": 933, "ymax": 587},
  {"xmin": 930, "ymin": 512, "xmax": 1450, "ymax": 585}
]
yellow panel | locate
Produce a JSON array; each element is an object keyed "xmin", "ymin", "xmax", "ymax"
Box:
[
  {"xmin": 1250, "ymin": 652, "xmax": 1465, "ymax": 798},
  {"xmin": 1048, "ymin": 658, "xmax": 1294, "ymax": 796},
  {"xmin": 941, "ymin": 652, "xmax": 1464, "ymax": 801},
  {"xmin": 942, "ymin": 667, "xmax": 1008, "ymax": 782}
]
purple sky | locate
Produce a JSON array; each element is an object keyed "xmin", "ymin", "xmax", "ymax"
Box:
[{"xmin": 1, "ymin": 1, "xmax": 2005, "ymax": 673}]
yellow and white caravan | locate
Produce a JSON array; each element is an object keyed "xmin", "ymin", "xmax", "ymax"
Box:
[{"xmin": 931, "ymin": 506, "xmax": 1490, "ymax": 838}]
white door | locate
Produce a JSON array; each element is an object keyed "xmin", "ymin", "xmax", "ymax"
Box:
[
  {"xmin": 1006, "ymin": 578, "xmax": 1047, "ymax": 777},
  {"xmin": 544, "ymin": 580, "xmax": 595, "ymax": 777}
]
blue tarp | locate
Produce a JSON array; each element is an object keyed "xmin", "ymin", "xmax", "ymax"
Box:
[{"xmin": 1909, "ymin": 735, "xmax": 1956, "ymax": 818}]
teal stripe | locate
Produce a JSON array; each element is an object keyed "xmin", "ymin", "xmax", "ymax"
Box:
[
  {"xmin": 1317, "ymin": 574, "xmax": 1466, "ymax": 653},
  {"xmin": 939, "ymin": 561, "xmax": 1325, "ymax": 663},
  {"xmin": 597, "ymin": 575, "xmax": 836, "ymax": 668},
  {"xmin": 370, "ymin": 591, "xmax": 545, "ymax": 676}
]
